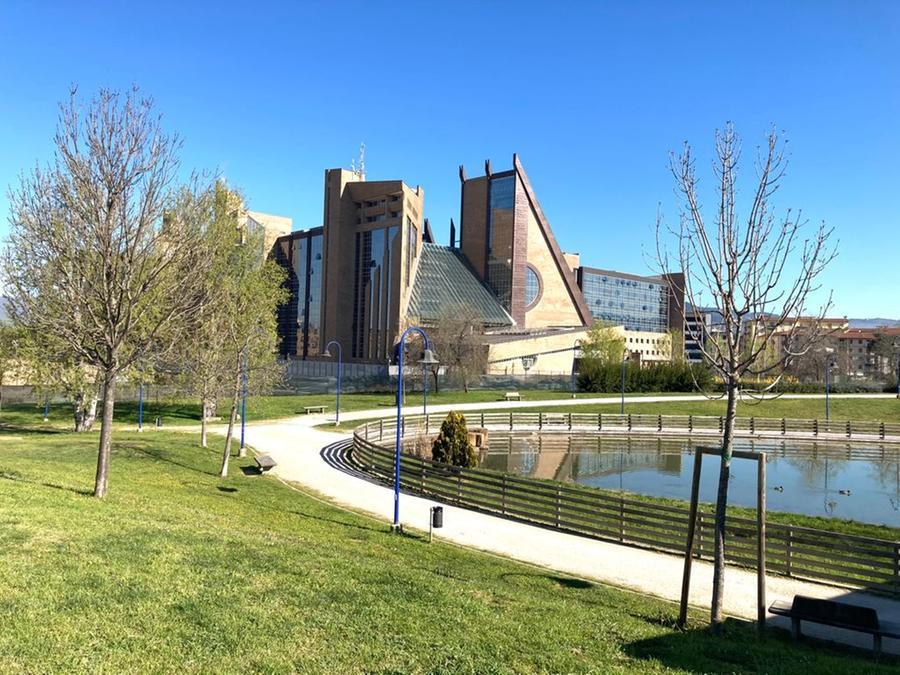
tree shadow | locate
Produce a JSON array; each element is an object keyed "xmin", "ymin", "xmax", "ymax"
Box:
[
  {"xmin": 0, "ymin": 470, "xmax": 92, "ymax": 496},
  {"xmin": 0, "ymin": 423, "xmax": 69, "ymax": 436},
  {"xmin": 623, "ymin": 617, "xmax": 899, "ymax": 672},
  {"xmin": 122, "ymin": 443, "xmax": 218, "ymax": 477},
  {"xmin": 499, "ymin": 572, "xmax": 594, "ymax": 590}
]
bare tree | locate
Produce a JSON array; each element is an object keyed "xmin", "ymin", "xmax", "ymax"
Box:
[
  {"xmin": 3, "ymin": 87, "xmax": 207, "ymax": 497},
  {"xmin": 657, "ymin": 123, "xmax": 836, "ymax": 631},
  {"xmin": 424, "ymin": 306, "xmax": 488, "ymax": 393}
]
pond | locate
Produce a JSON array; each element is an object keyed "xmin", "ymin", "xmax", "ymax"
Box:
[{"xmin": 478, "ymin": 433, "xmax": 900, "ymax": 528}]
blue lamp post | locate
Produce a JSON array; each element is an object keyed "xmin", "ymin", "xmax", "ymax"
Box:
[
  {"xmin": 43, "ymin": 396, "xmax": 50, "ymax": 423},
  {"xmin": 392, "ymin": 326, "xmax": 438, "ymax": 531},
  {"xmin": 138, "ymin": 383, "xmax": 144, "ymax": 432},
  {"xmin": 824, "ymin": 347, "xmax": 835, "ymax": 421},
  {"xmin": 323, "ymin": 340, "xmax": 343, "ymax": 425},
  {"xmin": 620, "ymin": 349, "xmax": 629, "ymax": 415}
]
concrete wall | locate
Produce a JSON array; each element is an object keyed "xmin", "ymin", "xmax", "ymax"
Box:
[{"xmin": 486, "ymin": 329, "xmax": 589, "ymax": 375}]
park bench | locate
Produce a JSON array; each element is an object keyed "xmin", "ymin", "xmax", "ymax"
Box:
[
  {"xmin": 769, "ymin": 595, "xmax": 900, "ymax": 657},
  {"xmin": 255, "ymin": 454, "xmax": 277, "ymax": 473},
  {"xmin": 303, "ymin": 405, "xmax": 327, "ymax": 414},
  {"xmin": 503, "ymin": 392, "xmax": 521, "ymax": 402}
]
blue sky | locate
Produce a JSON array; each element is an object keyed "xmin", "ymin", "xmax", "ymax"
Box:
[{"xmin": 1, "ymin": 1, "xmax": 898, "ymax": 317}]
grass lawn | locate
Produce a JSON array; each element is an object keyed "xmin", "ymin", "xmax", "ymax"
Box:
[
  {"xmin": 0, "ymin": 389, "xmax": 595, "ymax": 430},
  {"xmin": 326, "ymin": 396, "xmax": 900, "ymax": 433},
  {"xmin": 1, "ymin": 430, "xmax": 895, "ymax": 672}
]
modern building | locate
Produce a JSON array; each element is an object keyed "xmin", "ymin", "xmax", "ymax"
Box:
[{"xmin": 272, "ymin": 155, "xmax": 686, "ymax": 374}]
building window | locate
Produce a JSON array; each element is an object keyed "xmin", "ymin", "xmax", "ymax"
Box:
[
  {"xmin": 486, "ymin": 175, "xmax": 516, "ymax": 310},
  {"xmin": 525, "ymin": 265, "xmax": 541, "ymax": 308}
]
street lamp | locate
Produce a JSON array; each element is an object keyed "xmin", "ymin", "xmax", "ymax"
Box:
[
  {"xmin": 392, "ymin": 326, "xmax": 438, "ymax": 531},
  {"xmin": 323, "ymin": 340, "xmax": 343, "ymax": 425},
  {"xmin": 138, "ymin": 383, "xmax": 143, "ymax": 432},
  {"xmin": 824, "ymin": 347, "xmax": 835, "ymax": 421},
  {"xmin": 571, "ymin": 339, "xmax": 582, "ymax": 398},
  {"xmin": 621, "ymin": 349, "xmax": 629, "ymax": 415}
]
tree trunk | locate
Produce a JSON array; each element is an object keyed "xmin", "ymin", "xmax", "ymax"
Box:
[
  {"xmin": 219, "ymin": 361, "xmax": 242, "ymax": 478},
  {"xmin": 200, "ymin": 398, "xmax": 209, "ymax": 448},
  {"xmin": 710, "ymin": 381, "xmax": 737, "ymax": 632},
  {"xmin": 74, "ymin": 390, "xmax": 99, "ymax": 432},
  {"xmin": 93, "ymin": 371, "xmax": 117, "ymax": 498}
]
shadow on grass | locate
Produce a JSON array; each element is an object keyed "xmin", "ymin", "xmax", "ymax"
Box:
[
  {"xmin": 0, "ymin": 470, "xmax": 92, "ymax": 496},
  {"xmin": 122, "ymin": 443, "xmax": 219, "ymax": 477},
  {"xmin": 500, "ymin": 572, "xmax": 594, "ymax": 590},
  {"xmin": 623, "ymin": 617, "xmax": 899, "ymax": 672},
  {"xmin": 0, "ymin": 423, "xmax": 69, "ymax": 436}
]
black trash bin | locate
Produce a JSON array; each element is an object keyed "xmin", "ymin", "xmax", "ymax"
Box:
[{"xmin": 431, "ymin": 506, "xmax": 443, "ymax": 529}]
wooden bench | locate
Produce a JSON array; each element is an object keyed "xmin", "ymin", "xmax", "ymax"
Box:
[
  {"xmin": 769, "ymin": 595, "xmax": 900, "ymax": 657},
  {"xmin": 503, "ymin": 392, "xmax": 521, "ymax": 402},
  {"xmin": 255, "ymin": 455, "xmax": 277, "ymax": 473},
  {"xmin": 303, "ymin": 405, "xmax": 327, "ymax": 414}
]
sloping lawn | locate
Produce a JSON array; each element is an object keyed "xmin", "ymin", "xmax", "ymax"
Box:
[{"xmin": 0, "ymin": 430, "xmax": 895, "ymax": 673}]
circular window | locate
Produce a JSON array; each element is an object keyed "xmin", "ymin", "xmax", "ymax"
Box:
[{"xmin": 525, "ymin": 266, "xmax": 541, "ymax": 307}]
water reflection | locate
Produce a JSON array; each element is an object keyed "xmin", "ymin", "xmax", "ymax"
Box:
[{"xmin": 479, "ymin": 434, "xmax": 900, "ymax": 528}]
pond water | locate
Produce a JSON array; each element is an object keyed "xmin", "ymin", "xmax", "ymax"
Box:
[{"xmin": 478, "ymin": 433, "xmax": 900, "ymax": 529}]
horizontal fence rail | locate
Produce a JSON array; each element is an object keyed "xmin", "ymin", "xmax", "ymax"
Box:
[{"xmin": 353, "ymin": 415, "xmax": 900, "ymax": 597}]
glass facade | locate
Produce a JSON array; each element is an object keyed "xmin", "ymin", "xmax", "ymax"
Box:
[
  {"xmin": 352, "ymin": 225, "xmax": 400, "ymax": 360},
  {"xmin": 580, "ymin": 270, "xmax": 669, "ymax": 333},
  {"xmin": 524, "ymin": 265, "xmax": 540, "ymax": 307},
  {"xmin": 485, "ymin": 175, "xmax": 515, "ymax": 310},
  {"xmin": 278, "ymin": 230, "xmax": 324, "ymax": 358}
]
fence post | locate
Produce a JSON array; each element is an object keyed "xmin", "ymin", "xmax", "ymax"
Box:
[
  {"xmin": 880, "ymin": 422, "xmax": 885, "ymax": 440},
  {"xmin": 718, "ymin": 416, "xmax": 723, "ymax": 434},
  {"xmin": 480, "ymin": 412, "xmax": 485, "ymax": 428},
  {"xmin": 501, "ymin": 474, "xmax": 507, "ymax": 515},
  {"xmin": 697, "ymin": 512, "xmax": 704, "ymax": 558},
  {"xmin": 425, "ymin": 414, "xmax": 430, "ymax": 434},
  {"xmin": 893, "ymin": 544, "xmax": 899, "ymax": 597},
  {"xmin": 556, "ymin": 486, "xmax": 561, "ymax": 527},
  {"xmin": 365, "ymin": 423, "xmax": 369, "ymax": 440},
  {"xmin": 619, "ymin": 495, "xmax": 625, "ymax": 542},
  {"xmin": 658, "ymin": 414, "xmax": 662, "ymax": 432},
  {"xmin": 781, "ymin": 418, "xmax": 786, "ymax": 435},
  {"xmin": 457, "ymin": 472, "xmax": 462, "ymax": 504},
  {"xmin": 786, "ymin": 528, "xmax": 793, "ymax": 578},
  {"xmin": 813, "ymin": 419, "xmax": 818, "ymax": 436},
  {"xmin": 568, "ymin": 413, "xmax": 572, "ymax": 430},
  {"xmin": 598, "ymin": 413, "xmax": 602, "ymax": 431},
  {"xmin": 379, "ymin": 418, "xmax": 384, "ymax": 440},
  {"xmin": 539, "ymin": 412, "xmax": 543, "ymax": 430},
  {"xmin": 509, "ymin": 412, "xmax": 514, "ymax": 431},
  {"xmin": 627, "ymin": 414, "xmax": 632, "ymax": 431},
  {"xmin": 689, "ymin": 415, "xmax": 693, "ymax": 433},
  {"xmin": 750, "ymin": 417, "xmax": 755, "ymax": 434},
  {"xmin": 846, "ymin": 421, "xmax": 852, "ymax": 439}
]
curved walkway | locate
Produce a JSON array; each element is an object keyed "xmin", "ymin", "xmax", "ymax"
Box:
[{"xmin": 237, "ymin": 394, "xmax": 900, "ymax": 656}]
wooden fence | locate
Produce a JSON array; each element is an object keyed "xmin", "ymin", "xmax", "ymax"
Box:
[{"xmin": 353, "ymin": 416, "xmax": 900, "ymax": 596}]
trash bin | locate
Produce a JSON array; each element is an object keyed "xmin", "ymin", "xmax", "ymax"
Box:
[{"xmin": 431, "ymin": 506, "xmax": 443, "ymax": 529}]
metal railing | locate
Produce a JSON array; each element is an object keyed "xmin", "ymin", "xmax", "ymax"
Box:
[{"xmin": 353, "ymin": 415, "xmax": 900, "ymax": 596}]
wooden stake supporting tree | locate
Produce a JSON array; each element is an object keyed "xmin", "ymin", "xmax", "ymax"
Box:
[{"xmin": 678, "ymin": 446, "xmax": 767, "ymax": 636}]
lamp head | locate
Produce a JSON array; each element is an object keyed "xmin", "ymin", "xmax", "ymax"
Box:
[
  {"xmin": 421, "ymin": 348, "xmax": 439, "ymax": 366},
  {"xmin": 323, "ymin": 348, "xmax": 332, "ymax": 358}
]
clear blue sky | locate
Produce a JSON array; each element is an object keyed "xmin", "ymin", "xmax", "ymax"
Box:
[{"xmin": 1, "ymin": 1, "xmax": 898, "ymax": 317}]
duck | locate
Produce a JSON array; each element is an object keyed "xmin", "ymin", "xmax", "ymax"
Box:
[
  {"xmin": 838, "ymin": 489, "xmax": 851, "ymax": 496},
  {"xmin": 772, "ymin": 486, "xmax": 784, "ymax": 493}
]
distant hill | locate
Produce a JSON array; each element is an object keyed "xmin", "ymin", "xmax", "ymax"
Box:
[{"xmin": 848, "ymin": 318, "xmax": 900, "ymax": 329}]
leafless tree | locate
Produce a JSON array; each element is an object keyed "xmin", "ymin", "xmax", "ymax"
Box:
[
  {"xmin": 657, "ymin": 123, "xmax": 836, "ymax": 632},
  {"xmin": 422, "ymin": 306, "xmax": 488, "ymax": 393},
  {"xmin": 3, "ymin": 87, "xmax": 208, "ymax": 497}
]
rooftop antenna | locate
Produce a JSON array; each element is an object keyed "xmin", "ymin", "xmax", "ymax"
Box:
[{"xmin": 351, "ymin": 142, "xmax": 366, "ymax": 180}]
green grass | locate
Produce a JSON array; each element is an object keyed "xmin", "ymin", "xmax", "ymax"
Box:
[
  {"xmin": 0, "ymin": 430, "xmax": 895, "ymax": 672},
  {"xmin": 326, "ymin": 396, "xmax": 900, "ymax": 432}
]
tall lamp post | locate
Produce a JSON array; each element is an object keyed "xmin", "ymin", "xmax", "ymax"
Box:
[
  {"xmin": 392, "ymin": 326, "xmax": 438, "ymax": 531},
  {"xmin": 824, "ymin": 347, "xmax": 835, "ymax": 421},
  {"xmin": 620, "ymin": 349, "xmax": 629, "ymax": 415},
  {"xmin": 323, "ymin": 340, "xmax": 343, "ymax": 425},
  {"xmin": 571, "ymin": 339, "xmax": 582, "ymax": 398},
  {"xmin": 138, "ymin": 383, "xmax": 143, "ymax": 432}
]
